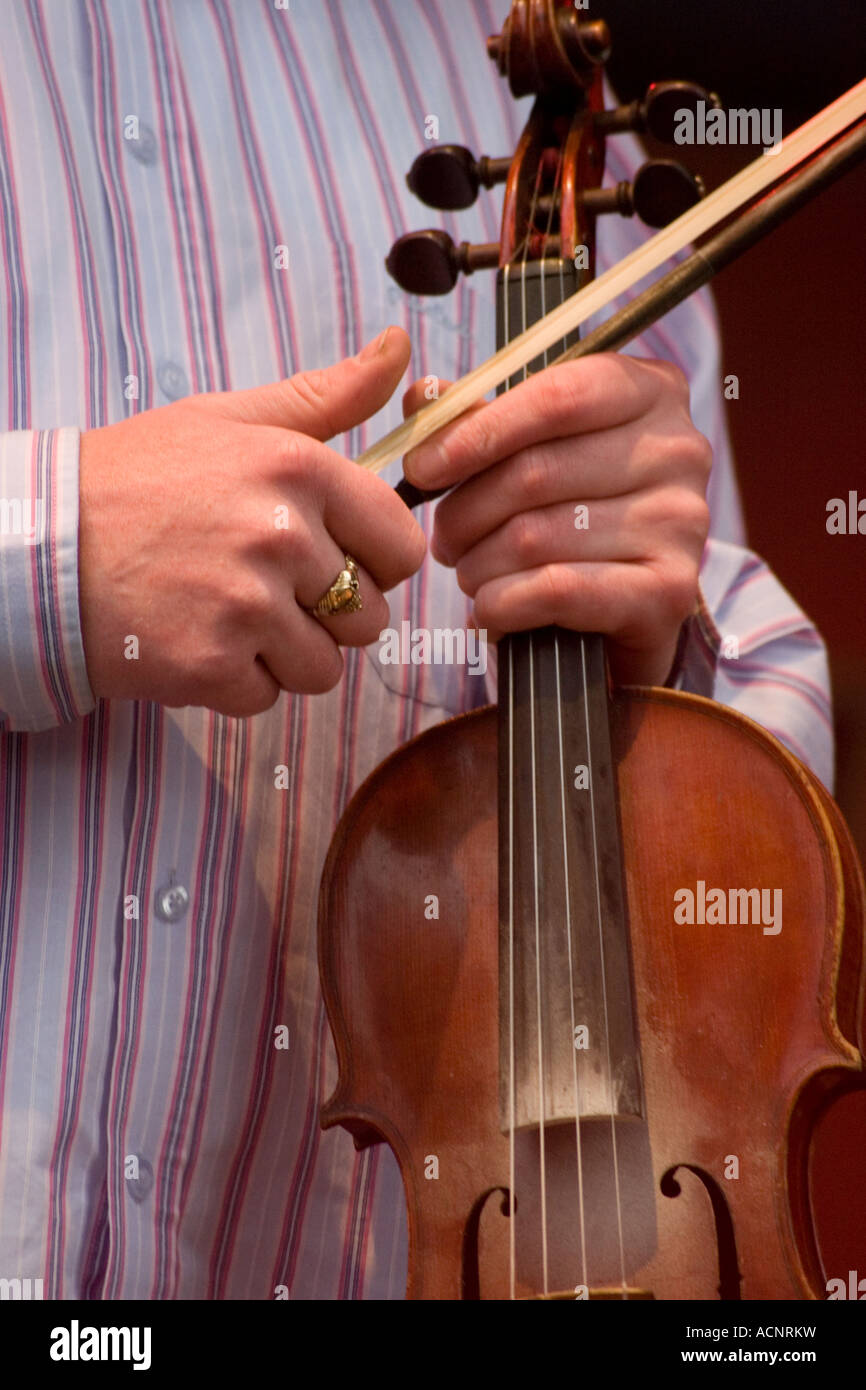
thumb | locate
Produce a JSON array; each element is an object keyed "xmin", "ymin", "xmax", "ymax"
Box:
[{"xmin": 206, "ymin": 326, "xmax": 412, "ymax": 441}]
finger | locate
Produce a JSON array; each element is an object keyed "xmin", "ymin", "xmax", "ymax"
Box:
[
  {"xmin": 260, "ymin": 599, "xmax": 348, "ymax": 696},
  {"xmin": 452, "ymin": 493, "xmax": 681, "ymax": 596},
  {"xmin": 200, "ymin": 657, "xmax": 284, "ymax": 718},
  {"xmin": 202, "ymin": 326, "xmax": 412, "ymax": 440},
  {"xmin": 403, "ymin": 354, "xmax": 671, "ymax": 491},
  {"xmin": 433, "ymin": 404, "xmax": 708, "ymax": 566},
  {"xmin": 261, "ymin": 427, "xmax": 427, "ymax": 593},
  {"xmin": 431, "ymin": 426, "xmax": 653, "ymax": 565},
  {"xmin": 161, "ymin": 654, "xmax": 286, "ymax": 719},
  {"xmin": 472, "ymin": 560, "xmax": 694, "ymax": 682},
  {"xmin": 294, "ymin": 543, "xmax": 392, "ymax": 649}
]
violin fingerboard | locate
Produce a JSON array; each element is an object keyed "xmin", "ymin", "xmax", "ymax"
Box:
[{"xmin": 497, "ymin": 626, "xmax": 644, "ymax": 1130}]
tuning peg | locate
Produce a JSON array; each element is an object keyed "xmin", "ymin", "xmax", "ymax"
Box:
[
  {"xmin": 406, "ymin": 145, "xmax": 511, "ymax": 211},
  {"xmin": 582, "ymin": 158, "xmax": 705, "ymax": 229},
  {"xmin": 385, "ymin": 230, "xmax": 500, "ymax": 295},
  {"xmin": 596, "ymin": 81, "xmax": 722, "ymax": 144}
]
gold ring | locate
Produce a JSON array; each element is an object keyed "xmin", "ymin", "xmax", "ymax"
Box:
[{"xmin": 308, "ymin": 554, "xmax": 363, "ymax": 617}]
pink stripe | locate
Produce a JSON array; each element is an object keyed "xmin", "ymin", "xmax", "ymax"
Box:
[
  {"xmin": 163, "ymin": 718, "xmax": 254, "ymax": 1297},
  {"xmin": 267, "ymin": 16, "xmax": 354, "ymax": 364},
  {"xmin": 281, "ymin": 644, "xmax": 366, "ymax": 1279},
  {"xmin": 722, "ymin": 671, "xmax": 834, "ymax": 733},
  {"xmin": 0, "ymin": 737, "xmax": 27, "ymax": 1151},
  {"xmin": 46, "ymin": 431, "xmax": 79, "ymax": 719},
  {"xmin": 28, "ymin": 0, "xmax": 105, "ymax": 429},
  {"xmin": 323, "ymin": 2, "xmax": 433, "ymax": 381},
  {"xmin": 209, "ymin": 2, "xmax": 300, "ymax": 376},
  {"xmin": 152, "ymin": 8, "xmax": 218, "ymax": 394},
  {"xmin": 44, "ymin": 707, "xmax": 112, "ymax": 1294},
  {"xmin": 354, "ymin": 1148, "xmax": 380, "ymax": 1298},
  {"xmin": 88, "ymin": 4, "xmax": 152, "ymax": 414},
  {"xmin": 141, "ymin": 9, "xmax": 201, "ymax": 393},
  {"xmin": 102, "ymin": 708, "xmax": 161, "ymax": 1293},
  {"xmin": 731, "ymin": 658, "xmax": 832, "ymax": 709},
  {"xmin": 0, "ymin": 78, "xmax": 31, "ymax": 427},
  {"xmin": 148, "ymin": 726, "xmax": 215, "ymax": 1296},
  {"xmin": 766, "ymin": 723, "xmax": 812, "ymax": 767},
  {"xmin": 26, "ymin": 435, "xmax": 54, "ymax": 715},
  {"xmin": 726, "ymin": 560, "xmax": 775, "ymax": 598},
  {"xmin": 641, "ymin": 313, "xmax": 693, "ymax": 373},
  {"xmin": 737, "ymin": 613, "xmax": 825, "ymax": 649},
  {"xmin": 151, "ymin": 710, "xmax": 226, "ymax": 1298},
  {"xmin": 67, "ymin": 712, "xmax": 113, "ymax": 1291},
  {"xmin": 338, "ymin": 1148, "xmax": 367, "ymax": 1295},
  {"xmin": 209, "ymin": 701, "xmax": 316, "ymax": 1294},
  {"xmin": 174, "ymin": 59, "xmax": 229, "ymax": 390}
]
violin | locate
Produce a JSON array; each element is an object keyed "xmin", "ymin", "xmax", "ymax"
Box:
[{"xmin": 317, "ymin": 0, "xmax": 866, "ymax": 1300}]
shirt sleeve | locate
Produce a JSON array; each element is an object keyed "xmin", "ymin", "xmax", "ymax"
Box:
[
  {"xmin": 670, "ymin": 542, "xmax": 834, "ymax": 792},
  {"xmin": 0, "ymin": 428, "xmax": 96, "ymax": 731}
]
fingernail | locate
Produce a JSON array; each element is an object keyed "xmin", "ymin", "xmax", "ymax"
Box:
[
  {"xmin": 404, "ymin": 440, "xmax": 444, "ymax": 489},
  {"xmin": 359, "ymin": 327, "xmax": 391, "ymax": 362}
]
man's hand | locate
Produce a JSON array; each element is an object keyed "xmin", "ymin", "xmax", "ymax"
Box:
[
  {"xmin": 402, "ymin": 354, "xmax": 712, "ymax": 687},
  {"xmin": 78, "ymin": 327, "xmax": 425, "ymax": 715}
]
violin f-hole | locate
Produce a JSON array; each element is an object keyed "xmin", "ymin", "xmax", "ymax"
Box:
[
  {"xmin": 462, "ymin": 1186, "xmax": 513, "ymax": 1300},
  {"xmin": 661, "ymin": 1164, "xmax": 743, "ymax": 1300}
]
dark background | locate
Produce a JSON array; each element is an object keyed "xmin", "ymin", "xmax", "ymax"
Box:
[
  {"xmin": 593, "ymin": 0, "xmax": 866, "ymax": 1293},
  {"xmin": 602, "ymin": 0, "xmax": 865, "ymax": 124}
]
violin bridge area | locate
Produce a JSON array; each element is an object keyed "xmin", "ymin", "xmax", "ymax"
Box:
[{"xmin": 319, "ymin": 654, "xmax": 855, "ymax": 1300}]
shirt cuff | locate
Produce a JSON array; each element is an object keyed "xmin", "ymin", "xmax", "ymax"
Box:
[
  {"xmin": 664, "ymin": 582, "xmax": 719, "ymax": 696},
  {"xmin": 669, "ymin": 537, "xmax": 834, "ymax": 789},
  {"xmin": 0, "ymin": 429, "xmax": 96, "ymax": 731}
]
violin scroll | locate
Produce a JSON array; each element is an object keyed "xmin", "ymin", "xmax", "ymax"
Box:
[
  {"xmin": 385, "ymin": 0, "xmax": 716, "ymax": 295},
  {"xmin": 486, "ymin": 0, "xmax": 610, "ymax": 97}
]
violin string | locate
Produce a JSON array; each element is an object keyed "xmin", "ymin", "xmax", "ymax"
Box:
[
  {"xmin": 549, "ymin": 153, "xmax": 592, "ymax": 1299},
  {"xmin": 506, "ymin": 126, "xmax": 631, "ymax": 1301},
  {"xmin": 506, "ymin": 567, "xmax": 517, "ymax": 1303},
  {"xmin": 580, "ymin": 637, "xmax": 629, "ymax": 1296},
  {"xmin": 521, "ymin": 140, "xmax": 586, "ymax": 1301},
  {"xmin": 500, "ymin": 261, "xmax": 514, "ymax": 1301},
  {"xmin": 539, "ymin": 148, "xmax": 581, "ymax": 1296},
  {"xmin": 506, "ymin": 141, "xmax": 583, "ymax": 1300},
  {"xmin": 520, "ymin": 154, "xmax": 551, "ymax": 1298},
  {"xmin": 527, "ymin": 634, "xmax": 549, "ymax": 1294},
  {"xmin": 535, "ymin": 143, "xmax": 594, "ymax": 1298},
  {"xmin": 554, "ymin": 633, "xmax": 588, "ymax": 1292}
]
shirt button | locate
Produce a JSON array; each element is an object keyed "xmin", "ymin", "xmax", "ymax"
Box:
[
  {"xmin": 156, "ymin": 360, "xmax": 190, "ymax": 400},
  {"xmin": 155, "ymin": 881, "xmax": 190, "ymax": 922},
  {"xmin": 125, "ymin": 1157, "xmax": 154, "ymax": 1203},
  {"xmin": 125, "ymin": 122, "xmax": 158, "ymax": 166}
]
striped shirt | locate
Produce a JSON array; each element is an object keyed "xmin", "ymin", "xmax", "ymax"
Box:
[{"xmin": 0, "ymin": 0, "xmax": 832, "ymax": 1299}]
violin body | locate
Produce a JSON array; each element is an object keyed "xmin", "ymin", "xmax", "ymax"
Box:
[{"xmin": 319, "ymin": 684, "xmax": 864, "ymax": 1299}]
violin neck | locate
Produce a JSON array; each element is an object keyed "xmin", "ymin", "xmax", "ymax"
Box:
[{"xmin": 495, "ymin": 261, "xmax": 643, "ymax": 1130}]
